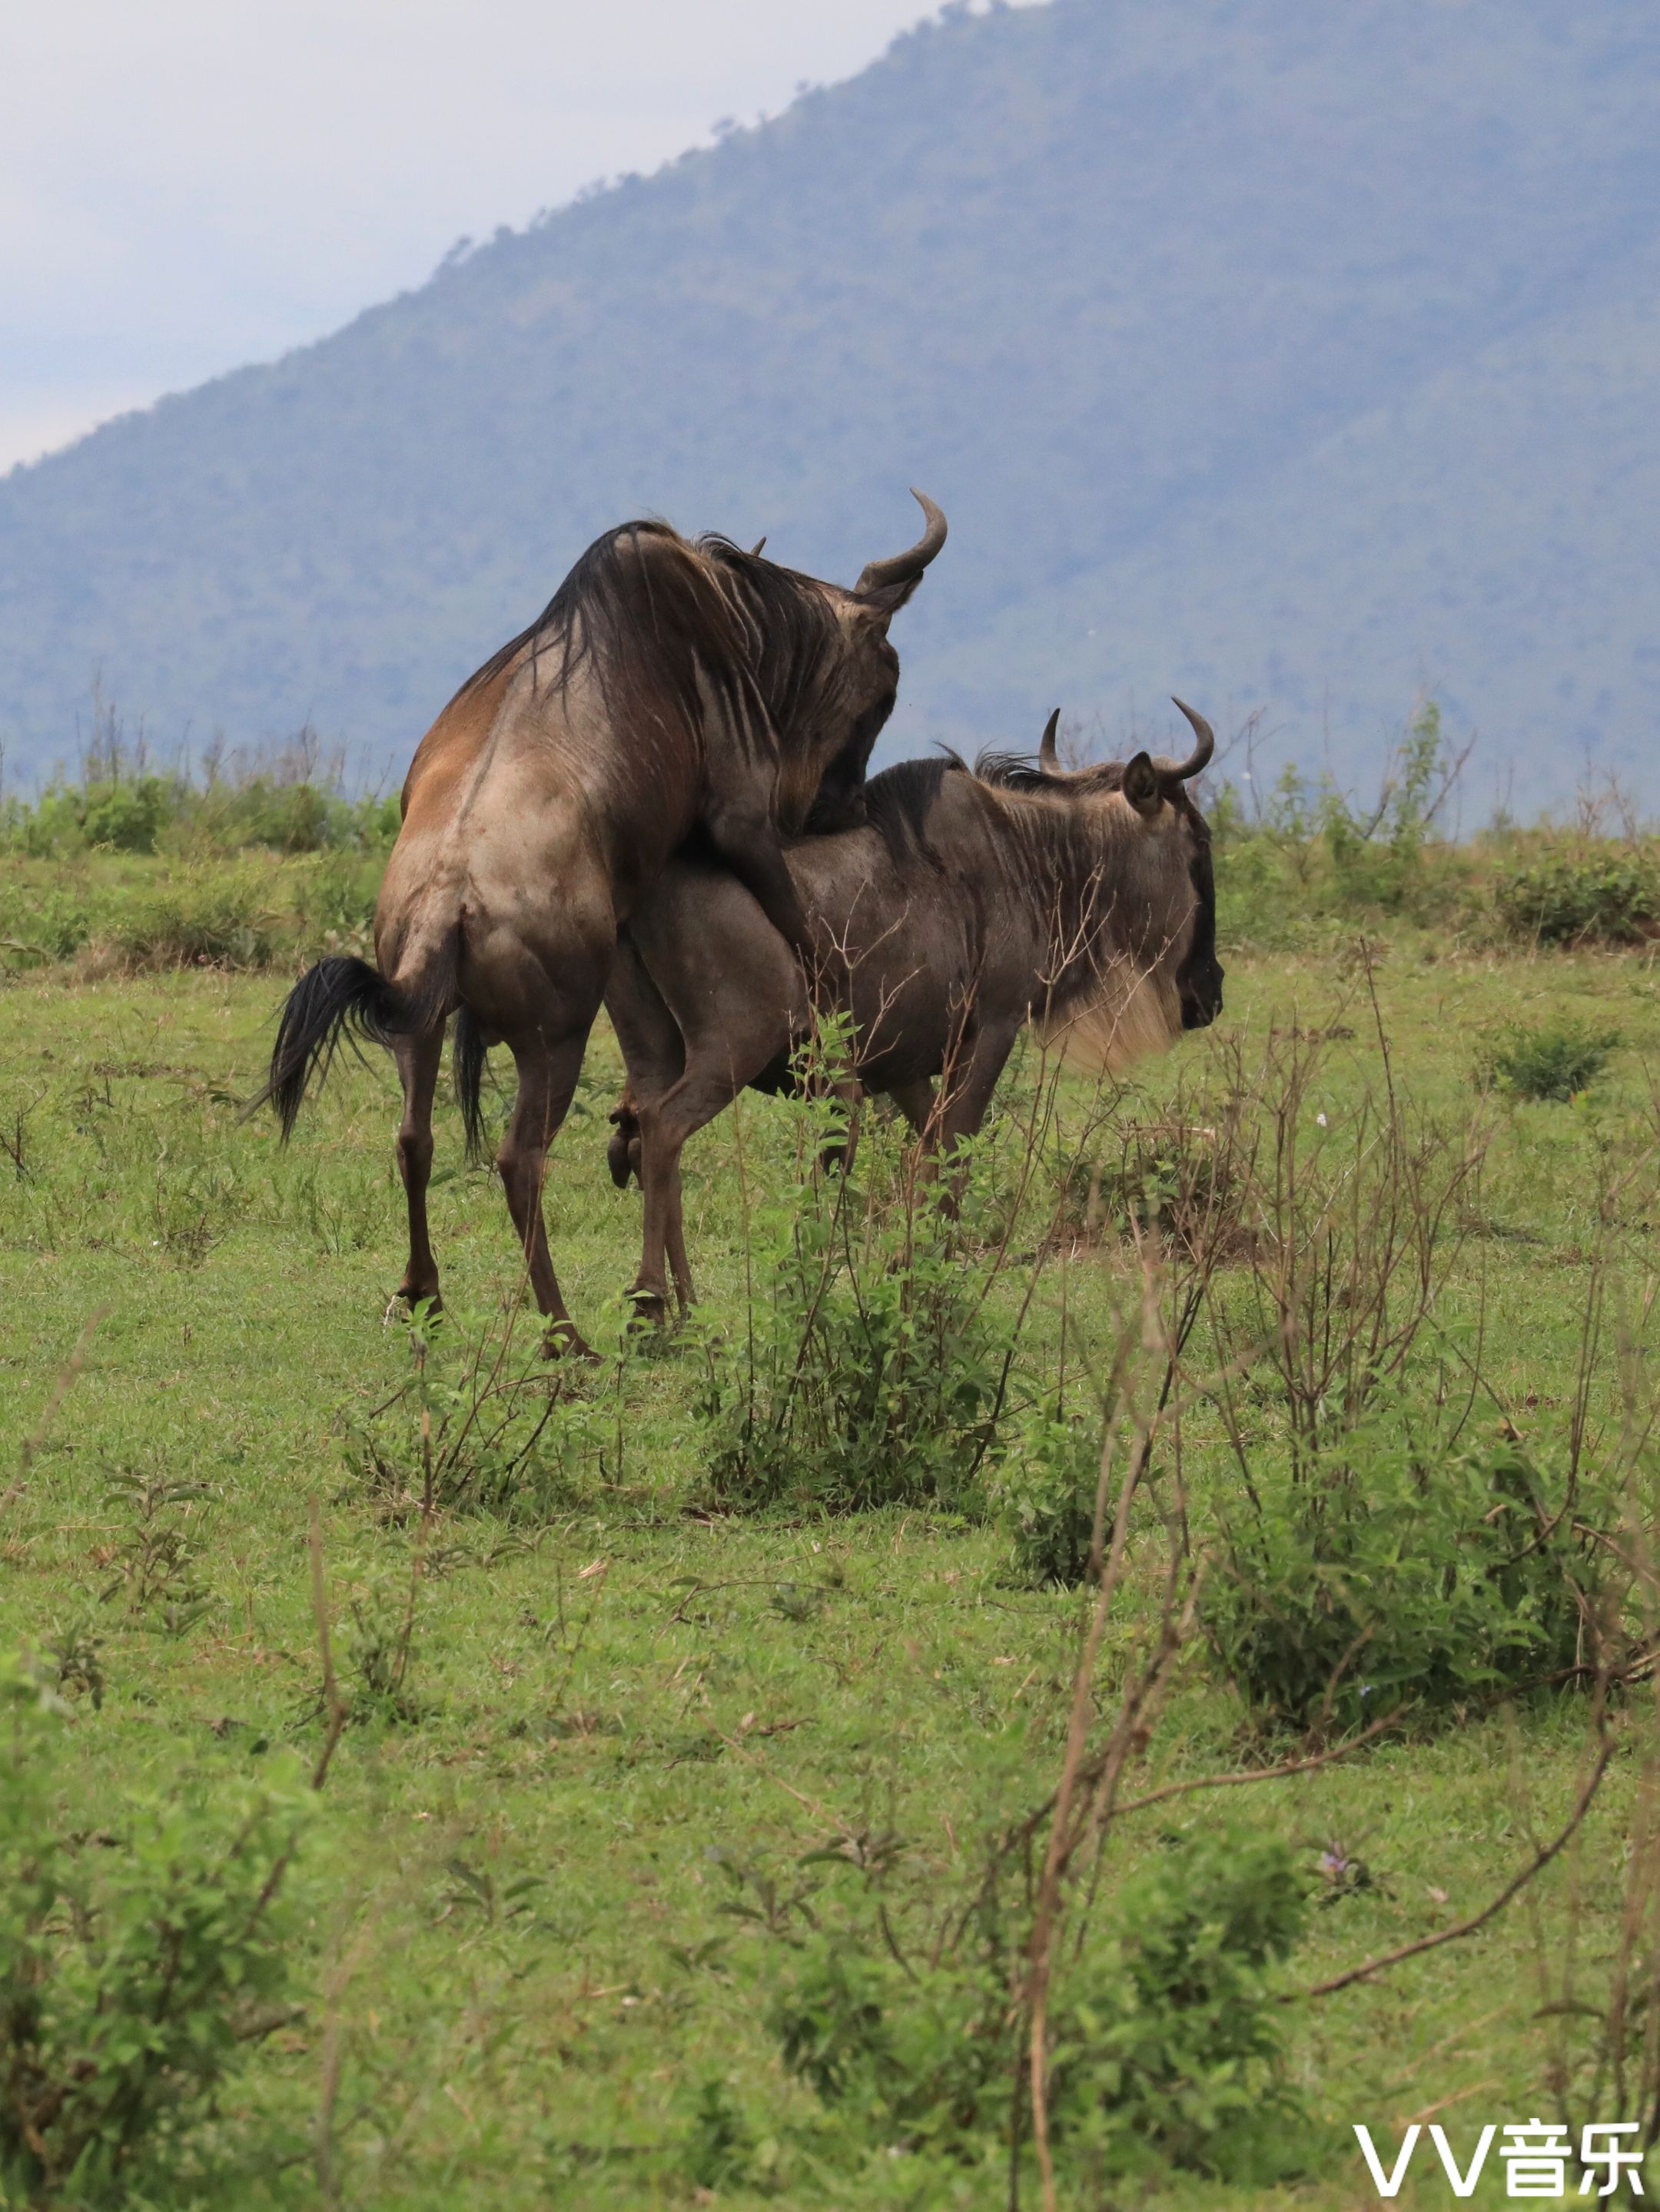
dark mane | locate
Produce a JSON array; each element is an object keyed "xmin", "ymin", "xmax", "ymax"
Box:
[
  {"xmin": 450, "ymin": 519, "xmax": 668, "ymax": 698},
  {"xmin": 698, "ymin": 537, "xmax": 841, "ymax": 740},
  {"xmin": 446, "ymin": 524, "xmax": 841, "ymax": 749},
  {"xmin": 860, "ymin": 753, "xmax": 964, "ymax": 861},
  {"xmin": 975, "ymin": 749, "xmax": 1070, "ymax": 793}
]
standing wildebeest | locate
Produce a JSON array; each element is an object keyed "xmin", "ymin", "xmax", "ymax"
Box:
[
  {"xmin": 598, "ymin": 702, "xmax": 1223, "ymax": 1320},
  {"xmin": 259, "ymin": 493, "xmax": 947, "ymax": 1353}
]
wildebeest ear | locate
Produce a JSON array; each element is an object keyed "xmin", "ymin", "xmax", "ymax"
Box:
[
  {"xmin": 855, "ymin": 572, "xmax": 925, "ymax": 620},
  {"xmin": 1121, "ymin": 751, "xmax": 1162, "ymax": 817}
]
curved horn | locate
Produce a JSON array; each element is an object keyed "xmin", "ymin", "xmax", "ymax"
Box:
[
  {"xmin": 855, "ymin": 489, "xmax": 948, "ymax": 595},
  {"xmin": 749, "ymin": 536, "xmax": 767, "ymax": 558},
  {"xmin": 1169, "ymin": 698, "xmax": 1215, "ymax": 781},
  {"xmin": 1038, "ymin": 709, "xmax": 1061, "ymax": 771}
]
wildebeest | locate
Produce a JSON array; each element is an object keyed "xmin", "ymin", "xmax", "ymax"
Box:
[
  {"xmin": 598, "ymin": 702, "xmax": 1223, "ymax": 1320},
  {"xmin": 258, "ymin": 494, "xmax": 946, "ymax": 1353}
]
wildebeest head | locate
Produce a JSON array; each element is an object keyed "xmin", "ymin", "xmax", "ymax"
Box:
[
  {"xmin": 709, "ymin": 489, "xmax": 948, "ymax": 835},
  {"xmin": 1088, "ymin": 701, "xmax": 1224, "ymax": 1034},
  {"xmin": 978, "ymin": 698, "xmax": 1223, "ymax": 1070}
]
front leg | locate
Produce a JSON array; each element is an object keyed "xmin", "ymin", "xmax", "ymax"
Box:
[
  {"xmin": 701, "ymin": 802, "xmax": 815, "ymax": 960},
  {"xmin": 930, "ymin": 1025, "xmax": 1021, "ymax": 1215}
]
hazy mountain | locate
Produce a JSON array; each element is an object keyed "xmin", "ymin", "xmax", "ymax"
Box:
[{"xmin": 2, "ymin": 0, "xmax": 1657, "ymax": 810}]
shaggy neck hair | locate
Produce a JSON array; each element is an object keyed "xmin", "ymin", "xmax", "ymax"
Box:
[
  {"xmin": 879, "ymin": 745, "xmax": 1206, "ymax": 1076},
  {"xmin": 447, "ymin": 522, "xmax": 845, "ymax": 822}
]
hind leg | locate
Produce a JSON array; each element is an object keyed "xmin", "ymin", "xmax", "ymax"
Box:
[
  {"xmin": 392, "ymin": 1027, "xmax": 445, "ymax": 1312},
  {"xmin": 632, "ymin": 1062, "xmax": 749, "ymax": 1323},
  {"xmin": 496, "ymin": 1028, "xmax": 594, "ymax": 1358},
  {"xmin": 603, "ymin": 932, "xmax": 685, "ymax": 1196}
]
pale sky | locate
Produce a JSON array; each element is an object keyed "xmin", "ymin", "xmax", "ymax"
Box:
[{"xmin": 1, "ymin": 1, "xmax": 1018, "ymax": 473}]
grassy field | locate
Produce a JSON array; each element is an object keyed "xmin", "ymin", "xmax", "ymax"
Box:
[{"xmin": 3, "ymin": 892, "xmax": 1659, "ymax": 2208}]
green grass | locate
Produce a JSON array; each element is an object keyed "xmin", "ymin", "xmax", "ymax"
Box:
[{"xmin": 3, "ymin": 931, "xmax": 1660, "ymax": 2207}]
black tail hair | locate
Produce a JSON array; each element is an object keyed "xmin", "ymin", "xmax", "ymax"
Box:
[
  {"xmin": 453, "ymin": 1006, "xmax": 491, "ymax": 1164},
  {"xmin": 252, "ymin": 957, "xmax": 421, "ymax": 1138}
]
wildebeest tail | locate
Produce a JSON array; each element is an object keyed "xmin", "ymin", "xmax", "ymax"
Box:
[
  {"xmin": 254, "ymin": 940, "xmax": 456, "ymax": 1138},
  {"xmin": 452, "ymin": 1006, "xmax": 490, "ymax": 1165}
]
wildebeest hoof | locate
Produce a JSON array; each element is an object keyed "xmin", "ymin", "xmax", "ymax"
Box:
[
  {"xmin": 626, "ymin": 1287, "xmax": 669, "ymax": 1332},
  {"xmin": 541, "ymin": 1322, "xmax": 596, "ymax": 1364},
  {"xmin": 385, "ymin": 1285, "xmax": 441, "ymax": 1325}
]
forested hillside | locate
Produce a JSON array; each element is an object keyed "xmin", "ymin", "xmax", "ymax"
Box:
[{"xmin": 2, "ymin": 0, "xmax": 1656, "ymax": 806}]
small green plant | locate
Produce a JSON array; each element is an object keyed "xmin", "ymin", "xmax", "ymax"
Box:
[
  {"xmin": 766, "ymin": 1825, "xmax": 1308, "ymax": 2183},
  {"xmin": 1480, "ymin": 1019, "xmax": 1622, "ymax": 1102},
  {"xmin": 98, "ymin": 1470, "xmax": 214, "ymax": 1636},
  {"xmin": 1203, "ymin": 1427, "xmax": 1602, "ymax": 1736},
  {"xmin": 341, "ymin": 1302, "xmax": 597, "ymax": 1520},
  {"xmin": 991, "ymin": 1400, "xmax": 1102, "ymax": 1587},
  {"xmin": 684, "ymin": 2076, "xmax": 772, "ymax": 2191},
  {"xmin": 1088, "ymin": 1107, "xmax": 1251, "ymax": 1262},
  {"xmin": 1049, "ymin": 1828, "xmax": 1308, "ymax": 2180},
  {"xmin": 338, "ymin": 1551, "xmax": 427, "ymax": 1727},
  {"xmin": 700, "ymin": 1040, "xmax": 1024, "ymax": 1514},
  {"xmin": 0, "ymin": 1650, "xmax": 304, "ymax": 2206},
  {"xmin": 43, "ymin": 1617, "xmax": 106, "ymax": 1710},
  {"xmin": 772, "ymin": 1927, "xmax": 1011, "ymax": 2156}
]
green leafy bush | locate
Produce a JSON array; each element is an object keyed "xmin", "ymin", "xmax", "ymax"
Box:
[
  {"xmin": 1203, "ymin": 1428, "xmax": 1600, "ymax": 1736},
  {"xmin": 991, "ymin": 1401, "xmax": 1102, "ymax": 1587},
  {"xmin": 1213, "ymin": 700, "xmax": 1473, "ymax": 944},
  {"xmin": 75, "ymin": 776, "xmax": 182, "ymax": 854},
  {"xmin": 1492, "ymin": 841, "xmax": 1660, "ymax": 945},
  {"xmin": 699, "ymin": 1087, "xmax": 1018, "ymax": 1514},
  {"xmin": 1480, "ymin": 1018, "xmax": 1622, "ymax": 1102},
  {"xmin": 768, "ymin": 1826, "xmax": 1307, "ymax": 2183},
  {"xmin": 772, "ymin": 1932, "xmax": 1010, "ymax": 2156},
  {"xmin": 2, "ymin": 736, "xmax": 400, "ymax": 863},
  {"xmin": 1051, "ymin": 1829, "xmax": 1307, "ymax": 2181},
  {"xmin": 0, "ymin": 1650, "xmax": 304, "ymax": 2206}
]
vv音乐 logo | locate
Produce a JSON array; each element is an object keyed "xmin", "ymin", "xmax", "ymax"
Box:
[{"xmin": 1354, "ymin": 2121, "xmax": 1644, "ymax": 2198}]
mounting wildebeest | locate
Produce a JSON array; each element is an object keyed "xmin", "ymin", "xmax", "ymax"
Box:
[
  {"xmin": 257, "ymin": 493, "xmax": 947, "ymax": 1354},
  {"xmin": 598, "ymin": 701, "xmax": 1223, "ymax": 1321}
]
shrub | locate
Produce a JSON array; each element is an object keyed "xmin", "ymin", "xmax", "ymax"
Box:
[
  {"xmin": 767, "ymin": 1826, "xmax": 1307, "ymax": 2183},
  {"xmin": 77, "ymin": 776, "xmax": 182, "ymax": 854},
  {"xmin": 1050, "ymin": 1829, "xmax": 1307, "ymax": 2181},
  {"xmin": 699, "ymin": 1089, "xmax": 1019, "ymax": 1514},
  {"xmin": 0, "ymin": 1650, "xmax": 304, "ymax": 2206},
  {"xmin": 337, "ymin": 1559, "xmax": 427, "ymax": 1727},
  {"xmin": 1087, "ymin": 1107, "xmax": 1253, "ymax": 1264},
  {"xmin": 1492, "ymin": 841, "xmax": 1660, "ymax": 945},
  {"xmin": 1213, "ymin": 699, "xmax": 1473, "ymax": 943},
  {"xmin": 684, "ymin": 2076, "xmax": 772, "ymax": 2192},
  {"xmin": 772, "ymin": 1931, "xmax": 1010, "ymax": 2156},
  {"xmin": 1480, "ymin": 1019, "xmax": 1622, "ymax": 1102},
  {"xmin": 1202, "ymin": 1427, "xmax": 1601, "ymax": 1736},
  {"xmin": 292, "ymin": 851, "xmax": 381, "ymax": 954},
  {"xmin": 991, "ymin": 1401, "xmax": 1102, "ymax": 1587}
]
